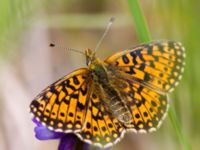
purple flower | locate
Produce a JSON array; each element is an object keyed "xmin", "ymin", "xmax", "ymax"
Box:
[
  {"xmin": 32, "ymin": 119, "xmax": 110, "ymax": 150},
  {"xmin": 33, "ymin": 119, "xmax": 65, "ymax": 140}
]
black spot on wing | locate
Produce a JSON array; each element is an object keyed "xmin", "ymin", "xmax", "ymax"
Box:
[
  {"xmin": 130, "ymin": 52, "xmax": 138, "ymax": 64},
  {"xmin": 135, "ymin": 50, "xmax": 145, "ymax": 62},
  {"xmin": 66, "ymin": 80, "xmax": 76, "ymax": 90},
  {"xmin": 80, "ymin": 87, "xmax": 87, "ymax": 96},
  {"xmin": 77, "ymin": 102, "xmax": 85, "ymax": 110},
  {"xmin": 122, "ymin": 55, "xmax": 130, "ymax": 64},
  {"xmin": 71, "ymin": 93, "xmax": 79, "ymax": 99},
  {"xmin": 73, "ymin": 76, "xmax": 80, "ymax": 85}
]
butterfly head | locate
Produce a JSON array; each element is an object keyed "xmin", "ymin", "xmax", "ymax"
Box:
[
  {"xmin": 86, "ymin": 50, "xmax": 108, "ymax": 83},
  {"xmin": 85, "ymin": 48, "xmax": 96, "ymax": 66}
]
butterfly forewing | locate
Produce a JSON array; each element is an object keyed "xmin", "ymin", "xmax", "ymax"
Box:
[
  {"xmin": 30, "ymin": 68, "xmax": 91, "ymax": 132},
  {"xmin": 105, "ymin": 41, "xmax": 185, "ymax": 93}
]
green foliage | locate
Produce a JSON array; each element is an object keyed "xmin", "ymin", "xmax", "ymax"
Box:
[
  {"xmin": 128, "ymin": 0, "xmax": 151, "ymax": 42},
  {"xmin": 0, "ymin": 0, "xmax": 36, "ymax": 57}
]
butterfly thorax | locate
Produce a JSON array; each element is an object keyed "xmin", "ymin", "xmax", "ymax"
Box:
[
  {"xmin": 89, "ymin": 58, "xmax": 108, "ymax": 83},
  {"xmin": 88, "ymin": 56, "xmax": 132, "ymax": 124}
]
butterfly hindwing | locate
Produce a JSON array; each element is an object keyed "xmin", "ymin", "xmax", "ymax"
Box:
[
  {"xmin": 105, "ymin": 41, "xmax": 185, "ymax": 93},
  {"xmin": 30, "ymin": 68, "xmax": 91, "ymax": 133},
  {"xmin": 120, "ymin": 77, "xmax": 168, "ymax": 132},
  {"xmin": 77, "ymin": 85, "xmax": 125, "ymax": 148},
  {"xmin": 106, "ymin": 68, "xmax": 168, "ymax": 133}
]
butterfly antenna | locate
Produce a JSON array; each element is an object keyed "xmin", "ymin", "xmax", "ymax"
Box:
[
  {"xmin": 49, "ymin": 43, "xmax": 85, "ymax": 55},
  {"xmin": 94, "ymin": 16, "xmax": 115, "ymax": 52}
]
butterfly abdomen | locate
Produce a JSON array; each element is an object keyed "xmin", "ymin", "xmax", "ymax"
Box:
[
  {"xmin": 90, "ymin": 59, "xmax": 132, "ymax": 124},
  {"xmin": 102, "ymin": 84, "xmax": 132, "ymax": 124}
]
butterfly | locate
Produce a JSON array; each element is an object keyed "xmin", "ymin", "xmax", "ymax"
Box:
[{"xmin": 30, "ymin": 39, "xmax": 185, "ymax": 148}]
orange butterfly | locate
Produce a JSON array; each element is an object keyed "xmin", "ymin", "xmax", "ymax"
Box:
[{"xmin": 30, "ymin": 17, "xmax": 185, "ymax": 148}]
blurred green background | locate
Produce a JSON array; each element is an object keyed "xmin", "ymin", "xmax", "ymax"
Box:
[{"xmin": 0, "ymin": 0, "xmax": 199, "ymax": 150}]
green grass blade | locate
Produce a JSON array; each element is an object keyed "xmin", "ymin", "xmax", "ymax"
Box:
[
  {"xmin": 168, "ymin": 108, "xmax": 192, "ymax": 150},
  {"xmin": 128, "ymin": 0, "xmax": 151, "ymax": 42}
]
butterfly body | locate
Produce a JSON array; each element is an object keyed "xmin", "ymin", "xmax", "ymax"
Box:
[
  {"xmin": 89, "ymin": 60, "xmax": 132, "ymax": 124},
  {"xmin": 87, "ymin": 49, "xmax": 133, "ymax": 124},
  {"xmin": 30, "ymin": 41, "xmax": 185, "ymax": 148}
]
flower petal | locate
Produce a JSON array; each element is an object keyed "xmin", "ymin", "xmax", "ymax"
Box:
[
  {"xmin": 32, "ymin": 118, "xmax": 41, "ymax": 126},
  {"xmin": 32, "ymin": 119, "xmax": 111, "ymax": 150},
  {"xmin": 32, "ymin": 118, "xmax": 65, "ymax": 140},
  {"xmin": 58, "ymin": 134, "xmax": 78, "ymax": 150}
]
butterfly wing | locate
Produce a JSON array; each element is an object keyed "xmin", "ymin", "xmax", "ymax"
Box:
[
  {"xmin": 30, "ymin": 68, "xmax": 92, "ymax": 133},
  {"xmin": 105, "ymin": 41, "xmax": 185, "ymax": 93},
  {"xmin": 125, "ymin": 81, "xmax": 168, "ymax": 133},
  {"xmin": 30, "ymin": 68, "xmax": 125, "ymax": 147},
  {"xmin": 108, "ymin": 74, "xmax": 168, "ymax": 133},
  {"xmin": 77, "ymin": 85, "xmax": 125, "ymax": 148}
]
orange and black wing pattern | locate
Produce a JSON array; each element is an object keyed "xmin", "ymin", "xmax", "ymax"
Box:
[
  {"xmin": 77, "ymin": 86, "xmax": 125, "ymax": 148},
  {"xmin": 125, "ymin": 81, "xmax": 168, "ymax": 133},
  {"xmin": 104, "ymin": 40, "xmax": 185, "ymax": 133},
  {"xmin": 30, "ymin": 68, "xmax": 91, "ymax": 133},
  {"xmin": 29, "ymin": 40, "xmax": 186, "ymax": 148},
  {"xmin": 105, "ymin": 41, "xmax": 186, "ymax": 93},
  {"xmin": 110, "ymin": 75, "xmax": 169, "ymax": 133}
]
